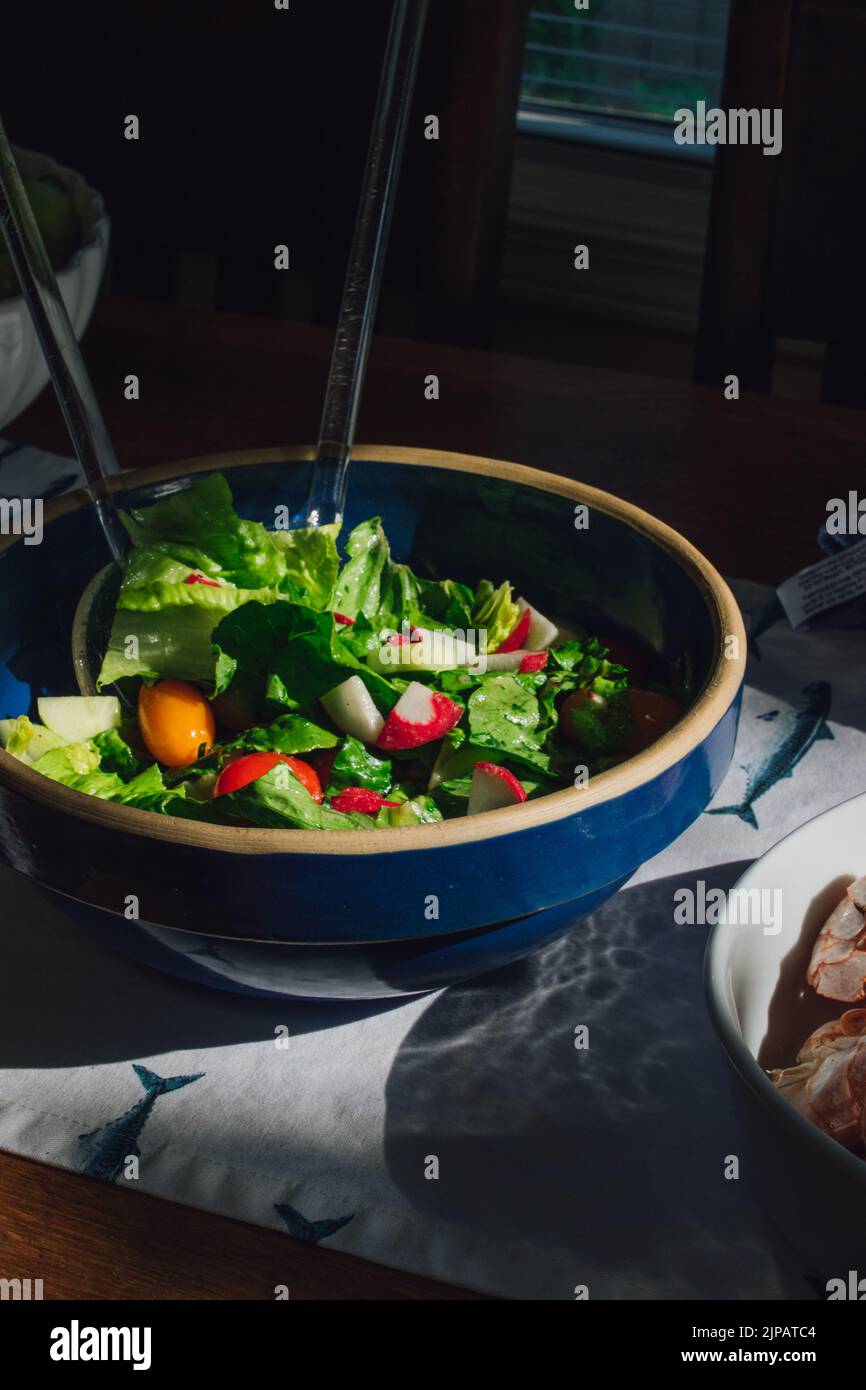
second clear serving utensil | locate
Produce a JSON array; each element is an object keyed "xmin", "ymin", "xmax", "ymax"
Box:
[
  {"xmin": 0, "ymin": 117, "xmax": 128, "ymax": 567},
  {"xmin": 304, "ymin": 0, "xmax": 429, "ymax": 528}
]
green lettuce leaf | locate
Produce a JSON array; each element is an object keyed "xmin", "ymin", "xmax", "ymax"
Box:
[
  {"xmin": 470, "ymin": 580, "xmax": 520, "ymax": 652},
  {"xmin": 120, "ymin": 580, "xmax": 278, "ymax": 616},
  {"xmin": 97, "ymin": 605, "xmax": 226, "ymax": 689},
  {"xmin": 333, "ymin": 518, "xmax": 474, "ymax": 632},
  {"xmin": 119, "ymin": 546, "xmax": 219, "ymax": 590},
  {"xmin": 115, "ymin": 544, "xmax": 282, "ymax": 617},
  {"xmin": 0, "ymin": 715, "xmax": 65, "ymax": 762},
  {"xmin": 327, "ymin": 737, "xmax": 392, "ymax": 795},
  {"xmin": 212, "ymin": 600, "xmax": 397, "ymax": 711},
  {"xmin": 416, "ymin": 576, "xmax": 474, "ymax": 630},
  {"xmin": 33, "ymin": 748, "xmax": 123, "ymax": 797},
  {"xmin": 536, "ymin": 637, "xmax": 631, "ymax": 755},
  {"xmin": 468, "ymin": 673, "xmax": 541, "ymax": 750},
  {"xmin": 93, "ymin": 726, "xmax": 144, "ymax": 779},
  {"xmin": 113, "ymin": 764, "xmax": 194, "ymax": 813},
  {"xmin": 333, "ymin": 518, "xmax": 391, "ymax": 622},
  {"xmin": 272, "ymin": 523, "xmax": 340, "ymax": 610},
  {"xmin": 466, "ymin": 674, "xmax": 553, "ymax": 776},
  {"xmin": 121, "ymin": 472, "xmax": 287, "ymax": 590},
  {"xmin": 32, "ymin": 745, "xmax": 192, "ymax": 814},
  {"xmin": 549, "ymin": 637, "xmax": 627, "ymax": 692},
  {"xmin": 226, "ymin": 763, "xmax": 369, "ymax": 830},
  {"xmin": 374, "ymin": 795, "xmax": 443, "ymax": 827},
  {"xmin": 221, "ymin": 714, "xmax": 339, "ymax": 757}
]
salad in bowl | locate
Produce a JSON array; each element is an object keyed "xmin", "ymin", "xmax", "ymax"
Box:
[{"xmin": 0, "ymin": 472, "xmax": 683, "ymax": 832}]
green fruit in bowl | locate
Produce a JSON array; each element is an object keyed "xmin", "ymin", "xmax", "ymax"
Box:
[{"xmin": 0, "ymin": 175, "xmax": 80, "ymax": 297}]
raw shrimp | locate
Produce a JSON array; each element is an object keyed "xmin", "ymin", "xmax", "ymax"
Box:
[
  {"xmin": 807, "ymin": 875, "xmax": 866, "ymax": 1002},
  {"xmin": 770, "ymin": 1008, "xmax": 866, "ymax": 1150}
]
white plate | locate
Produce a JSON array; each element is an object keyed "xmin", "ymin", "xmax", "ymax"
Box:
[
  {"xmin": 707, "ymin": 791, "xmax": 866, "ymax": 1277},
  {"xmin": 0, "ymin": 147, "xmax": 110, "ymax": 430}
]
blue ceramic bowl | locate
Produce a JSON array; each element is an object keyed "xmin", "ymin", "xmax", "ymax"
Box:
[{"xmin": 0, "ymin": 448, "xmax": 745, "ymax": 999}]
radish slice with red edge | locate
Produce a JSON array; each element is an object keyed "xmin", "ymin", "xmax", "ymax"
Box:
[
  {"xmin": 376, "ymin": 681, "xmax": 463, "ymax": 751},
  {"xmin": 467, "ymin": 762, "xmax": 527, "ymax": 815}
]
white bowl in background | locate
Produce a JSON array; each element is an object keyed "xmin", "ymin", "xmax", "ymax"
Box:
[
  {"xmin": 707, "ymin": 791, "xmax": 866, "ymax": 1281},
  {"xmin": 0, "ymin": 147, "xmax": 109, "ymax": 429}
]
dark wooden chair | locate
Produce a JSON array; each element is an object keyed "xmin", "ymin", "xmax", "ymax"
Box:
[
  {"xmin": 3, "ymin": 0, "xmax": 528, "ymax": 349},
  {"xmin": 696, "ymin": 0, "xmax": 866, "ymax": 406}
]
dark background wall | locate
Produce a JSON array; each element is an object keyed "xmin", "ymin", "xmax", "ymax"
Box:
[{"xmin": 4, "ymin": 1, "xmax": 424, "ymax": 319}]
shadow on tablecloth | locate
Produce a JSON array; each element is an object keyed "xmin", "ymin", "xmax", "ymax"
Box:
[
  {"xmin": 0, "ymin": 866, "xmax": 400, "ymax": 1068},
  {"xmin": 383, "ymin": 862, "xmax": 817, "ymax": 1300}
]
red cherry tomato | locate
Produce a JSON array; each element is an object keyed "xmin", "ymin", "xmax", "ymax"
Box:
[
  {"xmin": 304, "ymin": 745, "xmax": 339, "ymax": 789},
  {"xmin": 600, "ymin": 636, "xmax": 649, "ymax": 684},
  {"xmin": 214, "ymin": 752, "xmax": 323, "ymax": 802},
  {"xmin": 558, "ymin": 686, "xmax": 604, "ymax": 744},
  {"xmin": 617, "ymin": 689, "xmax": 680, "ymax": 758}
]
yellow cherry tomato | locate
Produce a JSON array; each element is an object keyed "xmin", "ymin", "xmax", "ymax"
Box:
[{"xmin": 138, "ymin": 679, "xmax": 215, "ymax": 768}]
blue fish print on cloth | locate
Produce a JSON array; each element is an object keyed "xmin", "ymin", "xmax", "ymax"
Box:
[
  {"xmin": 275, "ymin": 1202, "xmax": 354, "ymax": 1245},
  {"xmin": 78, "ymin": 1063, "xmax": 205, "ymax": 1183},
  {"xmin": 708, "ymin": 681, "xmax": 833, "ymax": 829}
]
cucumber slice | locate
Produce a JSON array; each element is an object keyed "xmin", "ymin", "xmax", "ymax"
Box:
[{"xmin": 37, "ymin": 696, "xmax": 122, "ymax": 743}]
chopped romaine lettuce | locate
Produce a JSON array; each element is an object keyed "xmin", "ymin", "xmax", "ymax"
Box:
[
  {"xmin": 97, "ymin": 605, "xmax": 226, "ymax": 689},
  {"xmin": 333, "ymin": 518, "xmax": 391, "ymax": 622},
  {"xmin": 0, "ymin": 715, "xmax": 65, "ymax": 762},
  {"xmin": 121, "ymin": 473, "xmax": 288, "ymax": 591},
  {"xmin": 333, "ymin": 518, "xmax": 474, "ymax": 633},
  {"xmin": 6, "ymin": 470, "xmax": 681, "ymax": 831},
  {"xmin": 33, "ymin": 744, "xmax": 119, "ymax": 794},
  {"xmin": 470, "ymin": 579, "xmax": 521, "ymax": 653},
  {"xmin": 34, "ymin": 744, "xmax": 193, "ymax": 814},
  {"xmin": 272, "ymin": 523, "xmax": 341, "ymax": 610}
]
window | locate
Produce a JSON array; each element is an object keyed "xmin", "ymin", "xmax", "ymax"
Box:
[{"xmin": 519, "ymin": 0, "xmax": 732, "ymax": 156}]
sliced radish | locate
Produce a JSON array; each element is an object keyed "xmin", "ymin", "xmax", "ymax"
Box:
[
  {"xmin": 320, "ymin": 675, "xmax": 384, "ymax": 744},
  {"xmin": 37, "ymin": 695, "xmax": 122, "ymax": 743},
  {"xmin": 517, "ymin": 599, "xmax": 559, "ymax": 650},
  {"xmin": 376, "ymin": 682, "xmax": 463, "ymax": 751},
  {"xmin": 330, "ymin": 787, "xmax": 399, "ymax": 815},
  {"xmin": 470, "ymin": 648, "xmax": 549, "ymax": 674},
  {"xmin": 467, "ymin": 761, "xmax": 527, "ymax": 815},
  {"xmin": 519, "ymin": 651, "xmax": 549, "ymax": 673},
  {"xmin": 370, "ymin": 628, "xmax": 477, "ymax": 673},
  {"xmin": 496, "ymin": 607, "xmax": 531, "ymax": 653}
]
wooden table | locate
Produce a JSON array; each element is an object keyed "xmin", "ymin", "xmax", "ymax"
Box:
[{"xmin": 3, "ymin": 295, "xmax": 865, "ymax": 1300}]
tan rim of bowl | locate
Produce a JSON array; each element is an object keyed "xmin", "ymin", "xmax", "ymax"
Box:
[{"xmin": 0, "ymin": 446, "xmax": 746, "ymax": 855}]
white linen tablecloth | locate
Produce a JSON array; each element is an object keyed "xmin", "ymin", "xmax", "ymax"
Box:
[{"xmin": 0, "ymin": 442, "xmax": 859, "ymax": 1298}]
